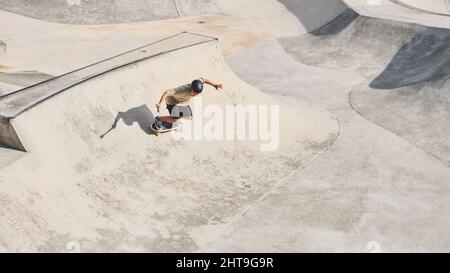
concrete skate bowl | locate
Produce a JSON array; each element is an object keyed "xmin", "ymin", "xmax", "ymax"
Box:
[
  {"xmin": 392, "ymin": 0, "xmax": 450, "ymax": 16},
  {"xmin": 0, "ymin": 32, "xmax": 339, "ymax": 251},
  {"xmin": 0, "ymin": 0, "xmax": 349, "ymax": 36},
  {"xmin": 278, "ymin": 15, "xmax": 450, "ymax": 166}
]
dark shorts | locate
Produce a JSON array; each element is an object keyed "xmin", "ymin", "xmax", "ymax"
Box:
[{"xmin": 167, "ymin": 104, "xmax": 192, "ymax": 119}]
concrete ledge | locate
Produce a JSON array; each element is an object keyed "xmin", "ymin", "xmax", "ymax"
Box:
[{"xmin": 0, "ymin": 117, "xmax": 25, "ymax": 151}]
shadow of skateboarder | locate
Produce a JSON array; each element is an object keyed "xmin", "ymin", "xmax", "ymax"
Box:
[{"xmin": 100, "ymin": 104, "xmax": 156, "ymax": 138}]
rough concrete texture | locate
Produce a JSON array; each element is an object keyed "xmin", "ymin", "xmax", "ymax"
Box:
[
  {"xmin": 343, "ymin": 0, "xmax": 450, "ymax": 28},
  {"xmin": 0, "ymin": 0, "xmax": 348, "ymax": 37},
  {"xmin": 0, "ymin": 0, "xmax": 180, "ymax": 23},
  {"xmin": 0, "ymin": 10, "xmax": 271, "ymax": 75},
  {"xmin": 0, "ymin": 81, "xmax": 20, "ymax": 96},
  {"xmin": 0, "ymin": 32, "xmax": 218, "ymax": 118},
  {"xmin": 0, "ymin": 0, "xmax": 449, "ymax": 252},
  {"xmin": 310, "ymin": 9, "xmax": 359, "ymax": 36},
  {"xmin": 0, "ymin": 71, "xmax": 53, "ymax": 88},
  {"xmin": 206, "ymin": 108, "xmax": 450, "ymax": 252},
  {"xmin": 279, "ymin": 16, "xmax": 450, "ymax": 166},
  {"xmin": 206, "ymin": 7, "xmax": 449, "ymax": 252},
  {"xmin": 394, "ymin": 0, "xmax": 450, "ymax": 15},
  {"xmin": 0, "ymin": 36, "xmax": 338, "ymax": 252}
]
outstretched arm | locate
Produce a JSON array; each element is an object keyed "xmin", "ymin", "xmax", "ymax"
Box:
[
  {"xmin": 155, "ymin": 90, "xmax": 169, "ymax": 112},
  {"xmin": 202, "ymin": 78, "xmax": 224, "ymax": 90}
]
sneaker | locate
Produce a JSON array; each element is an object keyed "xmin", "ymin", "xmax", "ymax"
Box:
[
  {"xmin": 153, "ymin": 117, "xmax": 163, "ymax": 130},
  {"xmin": 161, "ymin": 121, "xmax": 173, "ymax": 130}
]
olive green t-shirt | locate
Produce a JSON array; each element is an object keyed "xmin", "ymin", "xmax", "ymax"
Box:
[
  {"xmin": 165, "ymin": 84, "xmax": 192, "ymax": 105},
  {"xmin": 165, "ymin": 78, "xmax": 205, "ymax": 105}
]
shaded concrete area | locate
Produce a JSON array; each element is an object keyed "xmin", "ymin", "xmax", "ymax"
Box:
[
  {"xmin": 279, "ymin": 15, "xmax": 450, "ymax": 167},
  {"xmin": 370, "ymin": 26, "xmax": 450, "ymax": 89},
  {"xmin": 109, "ymin": 105, "xmax": 155, "ymax": 137},
  {"xmin": 277, "ymin": 0, "xmax": 348, "ymax": 33},
  {"xmin": 310, "ymin": 8, "xmax": 359, "ymax": 36},
  {"xmin": 0, "ymin": 118, "xmax": 25, "ymax": 151},
  {"xmin": 279, "ymin": 17, "xmax": 417, "ymax": 77},
  {"xmin": 99, "ymin": 104, "xmax": 155, "ymax": 139}
]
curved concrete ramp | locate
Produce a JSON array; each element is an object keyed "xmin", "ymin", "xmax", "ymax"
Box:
[
  {"xmin": 0, "ymin": 32, "xmax": 338, "ymax": 251},
  {"xmin": 279, "ymin": 14, "xmax": 450, "ymax": 166},
  {"xmin": 0, "ymin": 32, "xmax": 217, "ymax": 120},
  {"xmin": 207, "ymin": 19, "xmax": 450, "ymax": 253},
  {"xmin": 1, "ymin": 0, "xmax": 449, "ymax": 253},
  {"xmin": 0, "ymin": 32, "xmax": 218, "ymax": 151},
  {"xmin": 394, "ymin": 0, "xmax": 450, "ymax": 15},
  {"xmin": 0, "ymin": 0, "xmax": 180, "ymax": 23},
  {"xmin": 0, "ymin": 0, "xmax": 349, "ymax": 36},
  {"xmin": 344, "ymin": 0, "xmax": 450, "ymax": 29},
  {"xmin": 370, "ymin": 26, "xmax": 450, "ymax": 89}
]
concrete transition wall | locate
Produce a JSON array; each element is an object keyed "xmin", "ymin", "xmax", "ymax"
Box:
[
  {"xmin": 396, "ymin": 0, "xmax": 450, "ymax": 15},
  {"xmin": 0, "ymin": 118, "xmax": 25, "ymax": 151},
  {"xmin": 0, "ymin": 0, "xmax": 349, "ymax": 36},
  {"xmin": 279, "ymin": 14, "xmax": 450, "ymax": 165},
  {"xmin": 0, "ymin": 34, "xmax": 338, "ymax": 251}
]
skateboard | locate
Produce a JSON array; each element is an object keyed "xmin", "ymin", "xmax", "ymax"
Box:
[{"xmin": 149, "ymin": 120, "xmax": 181, "ymax": 136}]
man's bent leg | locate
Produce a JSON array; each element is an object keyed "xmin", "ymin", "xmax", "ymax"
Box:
[{"xmin": 159, "ymin": 116, "xmax": 178, "ymax": 123}]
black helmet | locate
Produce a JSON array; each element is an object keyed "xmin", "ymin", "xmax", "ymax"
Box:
[{"xmin": 191, "ymin": 79, "xmax": 204, "ymax": 93}]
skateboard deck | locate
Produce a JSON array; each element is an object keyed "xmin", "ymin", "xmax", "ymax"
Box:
[{"xmin": 150, "ymin": 120, "xmax": 180, "ymax": 136}]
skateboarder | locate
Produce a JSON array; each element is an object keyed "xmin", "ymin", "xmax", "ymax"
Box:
[{"xmin": 152, "ymin": 78, "xmax": 224, "ymax": 131}]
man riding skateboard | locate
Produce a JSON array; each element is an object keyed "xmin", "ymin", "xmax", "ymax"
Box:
[{"xmin": 152, "ymin": 77, "xmax": 224, "ymax": 131}]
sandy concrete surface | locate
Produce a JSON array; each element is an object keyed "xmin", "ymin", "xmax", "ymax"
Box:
[
  {"xmin": 207, "ymin": 37, "xmax": 450, "ymax": 252},
  {"xmin": 279, "ymin": 15, "xmax": 450, "ymax": 166},
  {"xmin": 0, "ymin": 0, "xmax": 449, "ymax": 252},
  {"xmin": 344, "ymin": 0, "xmax": 450, "ymax": 28},
  {"xmin": 0, "ymin": 0, "xmax": 347, "ymax": 37},
  {"xmin": 0, "ymin": 35, "xmax": 338, "ymax": 252},
  {"xmin": 0, "ymin": 10, "xmax": 271, "ymax": 75},
  {"xmin": 394, "ymin": 0, "xmax": 450, "ymax": 15}
]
